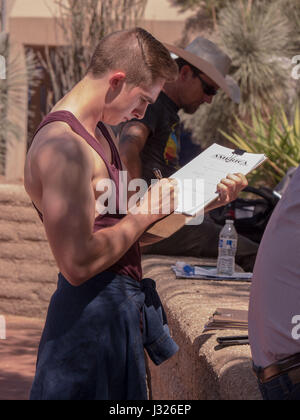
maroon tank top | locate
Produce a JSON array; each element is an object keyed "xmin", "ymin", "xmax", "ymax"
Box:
[{"xmin": 31, "ymin": 111, "xmax": 142, "ymax": 282}]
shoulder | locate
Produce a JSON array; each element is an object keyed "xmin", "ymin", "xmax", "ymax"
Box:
[
  {"xmin": 31, "ymin": 122, "xmax": 94, "ymax": 176},
  {"xmin": 119, "ymin": 120, "xmax": 150, "ymax": 143}
]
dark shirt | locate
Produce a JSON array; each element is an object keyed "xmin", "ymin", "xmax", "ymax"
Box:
[
  {"xmin": 179, "ymin": 126, "xmax": 202, "ymax": 167},
  {"xmin": 138, "ymin": 91, "xmax": 181, "ymax": 185}
]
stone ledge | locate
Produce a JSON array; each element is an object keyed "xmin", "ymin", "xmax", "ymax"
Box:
[{"xmin": 142, "ymin": 255, "xmax": 261, "ymax": 401}]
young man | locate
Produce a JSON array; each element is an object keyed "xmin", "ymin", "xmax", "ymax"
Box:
[
  {"xmin": 25, "ymin": 28, "xmax": 179, "ymax": 401},
  {"xmin": 25, "ymin": 29, "xmax": 247, "ymax": 400},
  {"xmin": 118, "ymin": 37, "xmax": 258, "ymax": 272}
]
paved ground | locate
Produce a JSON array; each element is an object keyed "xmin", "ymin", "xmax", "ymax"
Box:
[{"xmin": 0, "ymin": 316, "xmax": 44, "ymax": 400}]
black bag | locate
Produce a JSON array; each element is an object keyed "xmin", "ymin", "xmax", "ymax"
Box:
[{"xmin": 209, "ymin": 186, "xmax": 280, "ymax": 244}]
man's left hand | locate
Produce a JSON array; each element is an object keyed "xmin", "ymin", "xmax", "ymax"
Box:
[{"xmin": 205, "ymin": 173, "xmax": 248, "ymax": 212}]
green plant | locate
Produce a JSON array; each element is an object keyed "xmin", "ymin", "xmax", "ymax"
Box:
[{"xmin": 220, "ymin": 104, "xmax": 300, "ymax": 187}]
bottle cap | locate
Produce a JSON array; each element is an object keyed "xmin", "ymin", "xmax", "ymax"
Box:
[{"xmin": 226, "ymin": 219, "xmax": 234, "ymax": 224}]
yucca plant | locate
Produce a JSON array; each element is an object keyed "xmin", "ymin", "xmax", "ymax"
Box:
[
  {"xmin": 220, "ymin": 104, "xmax": 300, "ymax": 187},
  {"xmin": 171, "ymin": 0, "xmax": 237, "ymax": 44},
  {"xmin": 181, "ymin": 0, "xmax": 293, "ymax": 148},
  {"xmin": 170, "ymin": 0, "xmax": 234, "ymax": 32},
  {"xmin": 279, "ymin": 0, "xmax": 300, "ymax": 99},
  {"xmin": 279, "ymin": 0, "xmax": 300, "ymax": 57},
  {"xmin": 218, "ymin": 1, "xmax": 291, "ymax": 116}
]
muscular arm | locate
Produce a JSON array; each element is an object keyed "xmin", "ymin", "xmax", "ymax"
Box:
[
  {"xmin": 119, "ymin": 121, "xmax": 150, "ymax": 179},
  {"xmin": 36, "ymin": 134, "xmax": 169, "ymax": 287}
]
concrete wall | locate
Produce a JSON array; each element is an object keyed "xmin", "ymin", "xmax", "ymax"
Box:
[{"xmin": 9, "ymin": 0, "xmax": 194, "ymax": 45}]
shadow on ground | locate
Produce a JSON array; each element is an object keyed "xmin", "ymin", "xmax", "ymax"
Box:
[
  {"xmin": 0, "ymin": 316, "xmax": 44, "ymax": 400},
  {"xmin": 0, "ymin": 371, "xmax": 33, "ymax": 400}
]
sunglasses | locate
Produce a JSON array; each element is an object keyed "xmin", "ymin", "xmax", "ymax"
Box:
[{"xmin": 195, "ymin": 74, "xmax": 218, "ymax": 97}]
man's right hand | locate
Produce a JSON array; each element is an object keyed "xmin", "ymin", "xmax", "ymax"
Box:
[{"xmin": 129, "ymin": 178, "xmax": 178, "ymax": 223}]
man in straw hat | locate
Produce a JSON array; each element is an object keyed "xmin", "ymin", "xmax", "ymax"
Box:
[{"xmin": 118, "ymin": 37, "xmax": 258, "ymax": 272}]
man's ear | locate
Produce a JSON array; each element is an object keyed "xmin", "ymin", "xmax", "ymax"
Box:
[
  {"xmin": 179, "ymin": 65, "xmax": 192, "ymax": 82},
  {"xmin": 109, "ymin": 72, "xmax": 126, "ymax": 90}
]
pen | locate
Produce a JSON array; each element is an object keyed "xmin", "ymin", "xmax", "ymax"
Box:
[{"xmin": 153, "ymin": 168, "xmax": 163, "ymax": 180}]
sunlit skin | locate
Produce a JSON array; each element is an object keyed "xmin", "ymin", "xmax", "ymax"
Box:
[
  {"xmin": 51, "ymin": 71, "xmax": 165, "ymax": 130},
  {"xmin": 101, "ymin": 73, "xmax": 166, "ymax": 125}
]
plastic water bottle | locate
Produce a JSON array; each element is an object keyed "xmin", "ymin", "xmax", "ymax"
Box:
[{"xmin": 217, "ymin": 220, "xmax": 238, "ymax": 276}]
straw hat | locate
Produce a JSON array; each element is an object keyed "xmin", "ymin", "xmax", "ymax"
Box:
[{"xmin": 164, "ymin": 37, "xmax": 241, "ymax": 104}]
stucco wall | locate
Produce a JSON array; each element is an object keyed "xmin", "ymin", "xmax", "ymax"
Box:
[
  {"xmin": 0, "ymin": 184, "xmax": 57, "ymax": 318},
  {"xmin": 9, "ymin": 0, "xmax": 194, "ymax": 46}
]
